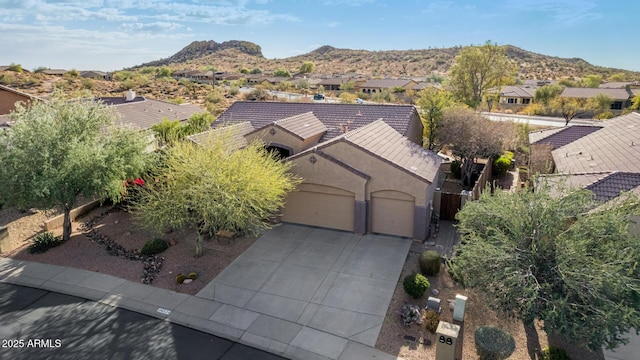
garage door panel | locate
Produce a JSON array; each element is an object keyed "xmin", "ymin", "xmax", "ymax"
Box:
[
  {"xmin": 371, "ymin": 194, "xmax": 414, "ymax": 238},
  {"xmin": 282, "ymin": 190, "xmax": 355, "ymax": 232}
]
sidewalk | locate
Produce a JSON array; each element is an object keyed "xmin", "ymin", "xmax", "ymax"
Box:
[{"xmin": 0, "ymin": 257, "xmax": 400, "ymax": 360}]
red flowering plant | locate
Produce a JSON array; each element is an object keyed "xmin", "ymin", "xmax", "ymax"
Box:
[{"xmin": 119, "ymin": 178, "xmax": 145, "ymax": 208}]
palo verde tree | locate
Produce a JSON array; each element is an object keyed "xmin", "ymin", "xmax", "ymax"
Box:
[
  {"xmin": 417, "ymin": 87, "xmax": 455, "ymax": 150},
  {"xmin": 0, "ymin": 94, "xmax": 149, "ymax": 241},
  {"xmin": 131, "ymin": 131, "xmax": 301, "ymax": 257},
  {"xmin": 448, "ymin": 41, "xmax": 516, "ymax": 108},
  {"xmin": 453, "ymin": 180, "xmax": 640, "ymax": 351},
  {"xmin": 299, "ymin": 61, "xmax": 315, "ymax": 74},
  {"xmin": 550, "ymin": 96, "xmax": 599, "ymax": 126}
]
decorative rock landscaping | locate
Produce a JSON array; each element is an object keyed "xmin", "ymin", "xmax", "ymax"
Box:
[{"xmin": 79, "ymin": 206, "xmax": 164, "ymax": 284}]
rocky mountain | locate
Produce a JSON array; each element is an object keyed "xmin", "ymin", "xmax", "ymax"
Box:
[
  {"xmin": 137, "ymin": 40, "xmax": 263, "ymax": 68},
  {"xmin": 139, "ymin": 40, "xmax": 639, "ymax": 81}
]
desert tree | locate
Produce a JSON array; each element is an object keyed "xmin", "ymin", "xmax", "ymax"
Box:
[
  {"xmin": 273, "ymin": 68, "xmax": 291, "ymax": 78},
  {"xmin": 534, "ymin": 84, "xmax": 564, "ymax": 106},
  {"xmin": 438, "ymin": 107, "xmax": 504, "ymax": 188},
  {"xmin": 299, "ymin": 61, "xmax": 315, "ymax": 74},
  {"xmin": 550, "ymin": 96, "xmax": 599, "ymax": 125},
  {"xmin": 0, "ymin": 94, "xmax": 149, "ymax": 241},
  {"xmin": 448, "ymin": 41, "xmax": 516, "ymax": 108},
  {"xmin": 580, "ymin": 74, "xmax": 602, "ymax": 88},
  {"xmin": 131, "ymin": 131, "xmax": 301, "ymax": 257},
  {"xmin": 417, "ymin": 87, "xmax": 455, "ymax": 150},
  {"xmin": 453, "ymin": 180, "xmax": 640, "ymax": 351}
]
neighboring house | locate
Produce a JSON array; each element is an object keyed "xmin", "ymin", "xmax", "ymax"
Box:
[
  {"xmin": 99, "ymin": 90, "xmax": 205, "ymax": 130},
  {"xmin": 498, "ymin": 85, "xmax": 537, "ymax": 105},
  {"xmin": 199, "ymin": 101, "xmax": 441, "ymax": 239},
  {"xmin": 413, "ymin": 82, "xmax": 442, "ymax": 91},
  {"xmin": 529, "ymin": 112, "xmax": 640, "ymax": 200},
  {"xmin": 42, "ymin": 69, "xmax": 68, "ymax": 76},
  {"xmin": 80, "ymin": 71, "xmax": 112, "ymax": 81},
  {"xmin": 0, "ymin": 84, "xmax": 39, "ymax": 115},
  {"xmin": 317, "ymin": 77, "xmax": 347, "ymax": 91},
  {"xmin": 560, "ymin": 87, "xmax": 639, "ymax": 111},
  {"xmin": 172, "ymin": 69, "xmax": 214, "ymax": 84},
  {"xmin": 357, "ymin": 79, "xmax": 418, "ymax": 94},
  {"xmin": 599, "ymin": 81, "xmax": 640, "ymax": 89}
]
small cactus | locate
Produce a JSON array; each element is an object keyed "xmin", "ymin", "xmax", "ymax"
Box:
[
  {"xmin": 175, "ymin": 273, "xmax": 186, "ymax": 284},
  {"xmin": 187, "ymin": 272, "xmax": 198, "ymax": 280}
]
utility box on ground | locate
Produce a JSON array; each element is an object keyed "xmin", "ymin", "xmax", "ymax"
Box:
[
  {"xmin": 435, "ymin": 321, "xmax": 461, "ymax": 360},
  {"xmin": 453, "ymin": 294, "xmax": 468, "ymax": 322}
]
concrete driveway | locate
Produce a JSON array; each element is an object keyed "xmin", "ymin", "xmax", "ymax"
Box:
[{"xmin": 196, "ymin": 224, "xmax": 412, "ymax": 360}]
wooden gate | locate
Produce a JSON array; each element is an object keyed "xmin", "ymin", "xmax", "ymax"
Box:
[{"xmin": 440, "ymin": 193, "xmax": 461, "ymax": 221}]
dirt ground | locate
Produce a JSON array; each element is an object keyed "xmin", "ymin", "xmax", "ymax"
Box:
[
  {"xmin": 4, "ymin": 205, "xmax": 257, "ymax": 296},
  {"xmin": 376, "ymin": 248, "xmax": 604, "ymax": 360}
]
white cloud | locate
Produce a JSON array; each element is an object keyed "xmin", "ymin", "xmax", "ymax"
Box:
[
  {"xmin": 506, "ymin": 0, "xmax": 602, "ymax": 26},
  {"xmin": 327, "ymin": 22, "xmax": 339, "ymax": 28}
]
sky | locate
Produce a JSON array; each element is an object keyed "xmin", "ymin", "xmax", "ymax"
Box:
[{"xmin": 0, "ymin": 0, "xmax": 638, "ymax": 73}]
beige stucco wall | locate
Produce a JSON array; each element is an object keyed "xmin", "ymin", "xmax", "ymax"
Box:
[
  {"xmin": 289, "ymin": 152, "xmax": 368, "ymax": 200},
  {"xmin": 247, "ymin": 126, "xmax": 323, "ymax": 155},
  {"xmin": 0, "ymin": 89, "xmax": 32, "ymax": 115},
  {"xmin": 322, "ymin": 141, "xmax": 433, "ymax": 206}
]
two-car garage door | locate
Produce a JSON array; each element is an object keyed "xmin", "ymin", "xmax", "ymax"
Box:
[
  {"xmin": 281, "ymin": 185, "xmax": 415, "ymax": 238},
  {"xmin": 281, "ymin": 184, "xmax": 355, "ymax": 232}
]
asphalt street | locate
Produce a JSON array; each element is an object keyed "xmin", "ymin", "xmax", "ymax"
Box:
[{"xmin": 0, "ymin": 283, "xmax": 286, "ymax": 360}]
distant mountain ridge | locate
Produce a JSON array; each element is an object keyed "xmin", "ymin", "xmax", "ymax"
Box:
[
  {"xmin": 137, "ymin": 40, "xmax": 263, "ymax": 67},
  {"xmin": 136, "ymin": 40, "xmax": 639, "ymax": 80}
]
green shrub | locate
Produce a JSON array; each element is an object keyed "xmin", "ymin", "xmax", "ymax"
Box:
[
  {"xmin": 419, "ymin": 250, "xmax": 441, "ymax": 276},
  {"xmin": 423, "ymin": 309, "xmax": 440, "ymax": 333},
  {"xmin": 541, "ymin": 346, "xmax": 572, "ymax": 360},
  {"xmin": 493, "ymin": 151, "xmax": 514, "ymax": 177},
  {"xmin": 140, "ymin": 238, "xmax": 168, "ymax": 255},
  {"xmin": 403, "ymin": 273, "xmax": 430, "ymax": 299},
  {"xmin": 176, "ymin": 273, "xmax": 186, "ymax": 284},
  {"xmin": 188, "ymin": 272, "xmax": 198, "ymax": 280},
  {"xmin": 450, "ymin": 160, "xmax": 462, "ymax": 179},
  {"xmin": 595, "ymin": 111, "xmax": 615, "ymax": 120},
  {"xmin": 493, "ymin": 156, "xmax": 511, "ymax": 176},
  {"xmin": 474, "ymin": 326, "xmax": 515, "ymax": 360},
  {"xmin": 29, "ymin": 232, "xmax": 62, "ymax": 254}
]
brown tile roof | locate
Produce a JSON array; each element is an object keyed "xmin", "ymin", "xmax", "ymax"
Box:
[
  {"xmin": 585, "ymin": 172, "xmax": 640, "ymax": 201},
  {"xmin": 530, "ymin": 125, "xmax": 603, "ymax": 150},
  {"xmin": 359, "ymin": 79, "xmax": 417, "ymax": 89},
  {"xmin": 187, "ymin": 121, "xmax": 254, "ymax": 149},
  {"xmin": 270, "ymin": 112, "xmax": 327, "ymax": 140},
  {"xmin": 109, "ymin": 98, "xmax": 205, "ymax": 130},
  {"xmin": 344, "ymin": 120, "xmax": 441, "ymax": 182},
  {"xmin": 413, "ymin": 82, "xmax": 442, "ymax": 91},
  {"xmin": 561, "ymin": 87, "xmax": 638, "ymax": 101},
  {"xmin": 216, "ymin": 101, "xmax": 419, "ymax": 142},
  {"xmin": 552, "ymin": 112, "xmax": 640, "ymax": 173},
  {"xmin": 317, "ymin": 78, "xmax": 347, "ymax": 86},
  {"xmin": 598, "ymin": 82, "xmax": 638, "ymax": 89},
  {"xmin": 293, "ymin": 120, "xmax": 440, "ymax": 183},
  {"xmin": 500, "ymin": 85, "xmax": 536, "ymax": 98}
]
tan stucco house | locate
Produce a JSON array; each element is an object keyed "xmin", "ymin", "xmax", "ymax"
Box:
[
  {"xmin": 0, "ymin": 84, "xmax": 38, "ymax": 115},
  {"xmin": 193, "ymin": 101, "xmax": 442, "ymax": 239}
]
